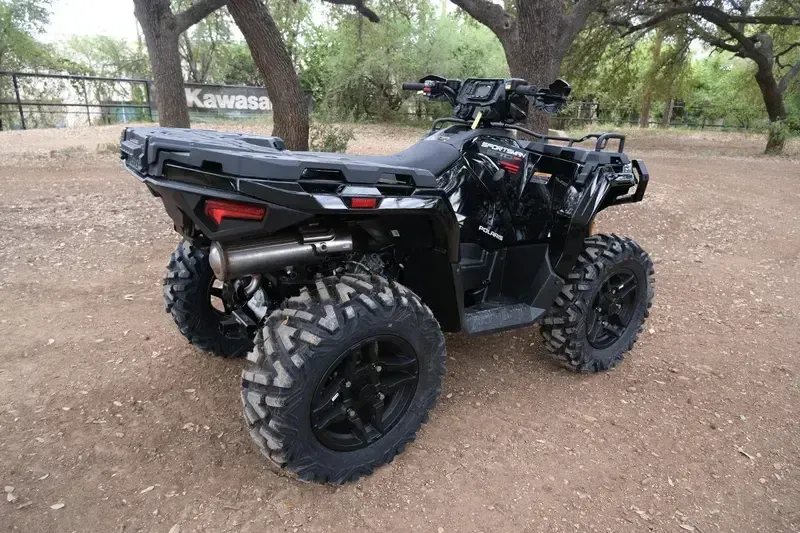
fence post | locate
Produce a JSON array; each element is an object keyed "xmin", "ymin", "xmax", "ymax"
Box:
[
  {"xmin": 12, "ymin": 73, "xmax": 26, "ymax": 130},
  {"xmin": 82, "ymin": 79, "xmax": 91, "ymax": 125},
  {"xmin": 144, "ymin": 81, "xmax": 153, "ymax": 122}
]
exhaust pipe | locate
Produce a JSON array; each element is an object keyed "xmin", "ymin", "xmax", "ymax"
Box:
[{"xmin": 209, "ymin": 230, "xmax": 353, "ymax": 280}]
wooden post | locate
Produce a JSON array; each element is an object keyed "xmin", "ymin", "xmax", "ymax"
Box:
[
  {"xmin": 144, "ymin": 81, "xmax": 154, "ymax": 122},
  {"xmin": 12, "ymin": 73, "xmax": 26, "ymax": 129},
  {"xmin": 82, "ymin": 79, "xmax": 91, "ymax": 125}
]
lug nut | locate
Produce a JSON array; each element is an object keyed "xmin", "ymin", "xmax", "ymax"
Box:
[
  {"xmin": 347, "ymin": 408, "xmax": 356, "ymax": 417},
  {"xmin": 375, "ymin": 365, "xmax": 382, "ymax": 372},
  {"xmin": 377, "ymin": 392, "xmax": 385, "ymax": 401},
  {"xmin": 345, "ymin": 381, "xmax": 351, "ymax": 388}
]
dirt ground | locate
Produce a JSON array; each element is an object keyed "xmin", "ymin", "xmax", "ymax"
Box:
[{"xmin": 1, "ymin": 124, "xmax": 798, "ymax": 533}]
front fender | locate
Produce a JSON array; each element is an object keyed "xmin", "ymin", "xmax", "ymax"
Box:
[{"xmin": 549, "ymin": 159, "xmax": 649, "ymax": 278}]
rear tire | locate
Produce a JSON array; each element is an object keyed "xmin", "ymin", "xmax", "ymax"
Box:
[
  {"xmin": 540, "ymin": 234, "xmax": 654, "ymax": 372},
  {"xmin": 163, "ymin": 240, "xmax": 253, "ymax": 358},
  {"xmin": 242, "ymin": 274, "xmax": 446, "ymax": 484}
]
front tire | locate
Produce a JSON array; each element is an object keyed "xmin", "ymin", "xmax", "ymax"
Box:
[
  {"xmin": 540, "ymin": 234, "xmax": 654, "ymax": 372},
  {"xmin": 242, "ymin": 274, "xmax": 446, "ymax": 484}
]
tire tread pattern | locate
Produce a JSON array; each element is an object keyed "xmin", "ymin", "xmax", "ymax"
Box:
[
  {"xmin": 540, "ymin": 233, "xmax": 655, "ymax": 372},
  {"xmin": 163, "ymin": 240, "xmax": 252, "ymax": 358},
  {"xmin": 242, "ymin": 274, "xmax": 446, "ymax": 484}
]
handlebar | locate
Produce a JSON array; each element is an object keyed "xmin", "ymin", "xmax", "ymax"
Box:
[
  {"xmin": 513, "ymin": 84, "xmax": 539, "ymax": 96},
  {"xmin": 402, "ymin": 82, "xmax": 425, "ymax": 91}
]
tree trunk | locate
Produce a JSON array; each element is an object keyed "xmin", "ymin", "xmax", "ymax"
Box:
[
  {"xmin": 754, "ymin": 65, "xmax": 787, "ymax": 154},
  {"xmin": 505, "ymin": 2, "xmax": 564, "ymax": 134},
  {"xmin": 451, "ymin": 0, "xmax": 599, "ymax": 135},
  {"xmin": 661, "ymin": 98, "xmax": 673, "ymax": 128},
  {"xmin": 229, "ymin": 0, "xmax": 309, "ymax": 150},
  {"xmin": 639, "ymin": 28, "xmax": 664, "ymax": 128},
  {"xmin": 133, "ymin": 0, "xmax": 191, "ymax": 128},
  {"xmin": 506, "ymin": 49, "xmax": 561, "ymax": 134}
]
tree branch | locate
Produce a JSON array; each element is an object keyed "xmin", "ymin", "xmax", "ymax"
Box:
[
  {"xmin": 622, "ymin": 5, "xmax": 773, "ymax": 64},
  {"xmin": 622, "ymin": 5, "xmax": 696, "ymax": 34},
  {"xmin": 775, "ymin": 42, "xmax": 800, "ymax": 68},
  {"xmin": 179, "ymin": 32, "xmax": 199, "ymax": 81},
  {"xmin": 175, "ymin": 0, "xmax": 229, "ymax": 34},
  {"xmin": 726, "ymin": 14, "xmax": 800, "ymax": 24},
  {"xmin": 687, "ymin": 20, "xmax": 740, "ymax": 53},
  {"xmin": 623, "ymin": 5, "xmax": 800, "ymax": 34},
  {"xmin": 324, "ymin": 0, "xmax": 380, "ymax": 23},
  {"xmin": 559, "ymin": 0, "xmax": 603, "ymax": 51},
  {"xmin": 779, "ymin": 59, "xmax": 800, "ymax": 94},
  {"xmin": 448, "ymin": 0, "xmax": 516, "ymax": 41}
]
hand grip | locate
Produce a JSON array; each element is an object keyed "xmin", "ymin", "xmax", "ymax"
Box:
[
  {"xmin": 402, "ymin": 82, "xmax": 425, "ymax": 91},
  {"xmin": 514, "ymin": 84, "xmax": 539, "ymax": 96}
]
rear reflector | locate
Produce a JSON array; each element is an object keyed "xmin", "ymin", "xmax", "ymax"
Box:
[
  {"xmin": 349, "ymin": 197, "xmax": 378, "ymax": 209},
  {"xmin": 204, "ymin": 199, "xmax": 266, "ymax": 225}
]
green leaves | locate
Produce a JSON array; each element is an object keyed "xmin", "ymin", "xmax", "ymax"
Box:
[
  {"xmin": 0, "ymin": 0, "xmax": 52, "ymax": 70},
  {"xmin": 305, "ymin": 1, "xmax": 508, "ymax": 121}
]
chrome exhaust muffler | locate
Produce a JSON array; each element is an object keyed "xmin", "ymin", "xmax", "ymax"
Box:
[{"xmin": 209, "ymin": 230, "xmax": 353, "ymax": 280}]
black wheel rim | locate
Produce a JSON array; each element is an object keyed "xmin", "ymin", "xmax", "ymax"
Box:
[
  {"xmin": 208, "ymin": 276, "xmax": 250, "ymax": 341},
  {"xmin": 311, "ymin": 335, "xmax": 419, "ymax": 452},
  {"xmin": 208, "ymin": 277, "xmax": 228, "ymax": 314},
  {"xmin": 587, "ymin": 267, "xmax": 640, "ymax": 350}
]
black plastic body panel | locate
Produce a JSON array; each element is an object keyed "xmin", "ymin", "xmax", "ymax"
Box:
[
  {"xmin": 121, "ymin": 126, "xmax": 442, "ymax": 187},
  {"xmin": 122, "ymin": 124, "xmax": 648, "ymax": 336}
]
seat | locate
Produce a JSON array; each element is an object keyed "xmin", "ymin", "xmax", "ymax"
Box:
[{"xmin": 355, "ymin": 140, "xmax": 462, "ymax": 175}]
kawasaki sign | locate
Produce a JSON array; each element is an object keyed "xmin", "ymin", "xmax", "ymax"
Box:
[{"xmin": 183, "ymin": 84, "xmax": 272, "ymax": 112}]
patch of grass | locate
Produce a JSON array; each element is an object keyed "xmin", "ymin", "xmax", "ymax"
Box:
[
  {"xmin": 48, "ymin": 146, "xmax": 88, "ymax": 158},
  {"xmin": 96, "ymin": 141, "xmax": 120, "ymax": 154},
  {"xmin": 309, "ymin": 121, "xmax": 355, "ymax": 153}
]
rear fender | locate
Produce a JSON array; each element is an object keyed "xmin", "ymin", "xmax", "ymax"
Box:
[
  {"xmin": 350, "ymin": 198, "xmax": 463, "ymax": 332},
  {"xmin": 144, "ymin": 176, "xmax": 313, "ymax": 244}
]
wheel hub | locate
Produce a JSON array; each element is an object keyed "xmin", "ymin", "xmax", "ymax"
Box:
[
  {"xmin": 311, "ymin": 336, "xmax": 419, "ymax": 452},
  {"xmin": 587, "ymin": 268, "xmax": 640, "ymax": 350}
]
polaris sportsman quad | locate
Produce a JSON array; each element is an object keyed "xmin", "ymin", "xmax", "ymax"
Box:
[{"xmin": 120, "ymin": 75, "xmax": 654, "ymax": 484}]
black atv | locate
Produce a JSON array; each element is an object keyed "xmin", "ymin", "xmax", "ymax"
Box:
[{"xmin": 120, "ymin": 75, "xmax": 654, "ymax": 484}]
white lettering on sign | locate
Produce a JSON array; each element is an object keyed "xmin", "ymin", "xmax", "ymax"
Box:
[
  {"xmin": 184, "ymin": 87, "xmax": 271, "ymax": 111},
  {"xmin": 185, "ymin": 88, "xmax": 203, "ymax": 107}
]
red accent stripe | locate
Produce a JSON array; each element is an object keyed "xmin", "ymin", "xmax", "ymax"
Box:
[{"xmin": 498, "ymin": 161, "xmax": 520, "ymax": 173}]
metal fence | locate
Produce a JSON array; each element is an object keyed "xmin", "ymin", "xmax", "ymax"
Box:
[
  {"xmin": 552, "ymin": 100, "xmax": 767, "ymax": 131},
  {"xmin": 0, "ymin": 71, "xmax": 154, "ymax": 130},
  {"xmin": 0, "ymin": 71, "xmax": 275, "ymax": 131},
  {"xmin": 1, "ymin": 70, "xmax": 766, "ymax": 132}
]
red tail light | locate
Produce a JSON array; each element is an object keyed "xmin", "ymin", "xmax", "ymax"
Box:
[
  {"xmin": 349, "ymin": 197, "xmax": 378, "ymax": 209},
  {"xmin": 204, "ymin": 199, "xmax": 266, "ymax": 225}
]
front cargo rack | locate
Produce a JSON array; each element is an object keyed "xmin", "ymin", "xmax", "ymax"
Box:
[{"xmin": 430, "ymin": 118, "xmax": 626, "ymax": 153}]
